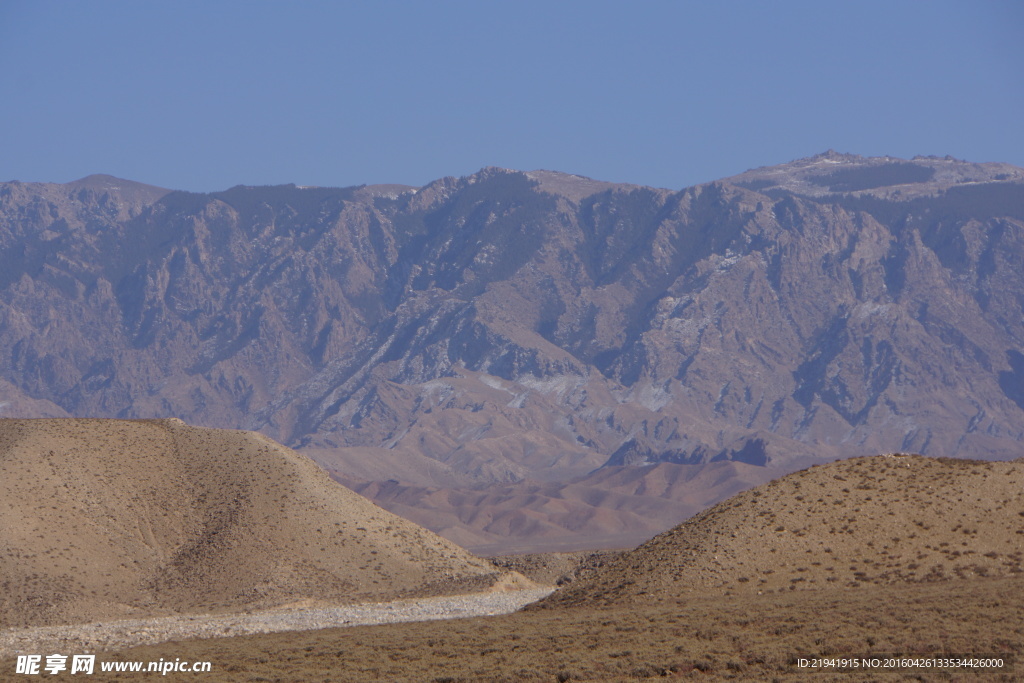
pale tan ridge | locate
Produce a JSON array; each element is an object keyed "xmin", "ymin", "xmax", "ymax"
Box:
[{"xmin": 0, "ymin": 418, "xmax": 526, "ymax": 629}]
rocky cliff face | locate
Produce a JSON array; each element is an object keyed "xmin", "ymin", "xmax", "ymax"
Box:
[{"xmin": 3, "ymin": 153, "xmax": 1023, "ymax": 549}]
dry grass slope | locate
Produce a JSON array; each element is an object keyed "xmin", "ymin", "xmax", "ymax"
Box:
[
  {"xmin": 0, "ymin": 418, "xmax": 520, "ymax": 628},
  {"xmin": 541, "ymin": 453, "xmax": 1024, "ymax": 607},
  {"xmin": 4, "ymin": 450, "xmax": 1021, "ymax": 681},
  {"xmin": 43, "ymin": 575, "xmax": 1021, "ymax": 681}
]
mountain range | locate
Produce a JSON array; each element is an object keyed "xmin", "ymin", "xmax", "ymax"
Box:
[{"xmin": 2, "ymin": 152, "xmax": 1023, "ymax": 550}]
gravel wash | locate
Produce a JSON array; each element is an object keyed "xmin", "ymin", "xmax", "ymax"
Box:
[{"xmin": 0, "ymin": 588, "xmax": 555, "ymax": 657}]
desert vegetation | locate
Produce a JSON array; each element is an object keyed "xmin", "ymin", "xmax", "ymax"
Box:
[
  {"xmin": 4, "ymin": 449, "xmax": 1021, "ymax": 680},
  {"xmin": 542, "ymin": 454, "xmax": 1024, "ymax": 608},
  {"xmin": 44, "ymin": 574, "xmax": 1020, "ymax": 681}
]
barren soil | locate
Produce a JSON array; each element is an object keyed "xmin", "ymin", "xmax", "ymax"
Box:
[
  {"xmin": 3, "ymin": 449, "xmax": 1022, "ymax": 680},
  {"xmin": 11, "ymin": 574, "xmax": 1016, "ymax": 681}
]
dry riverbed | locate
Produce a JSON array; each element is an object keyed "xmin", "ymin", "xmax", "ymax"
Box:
[{"xmin": 0, "ymin": 588, "xmax": 554, "ymax": 657}]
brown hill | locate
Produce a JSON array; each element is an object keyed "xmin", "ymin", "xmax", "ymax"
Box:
[
  {"xmin": 0, "ymin": 418, "xmax": 519, "ymax": 628},
  {"xmin": 540, "ymin": 453, "xmax": 1024, "ymax": 607}
]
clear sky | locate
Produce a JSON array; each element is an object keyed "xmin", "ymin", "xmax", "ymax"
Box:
[{"xmin": 1, "ymin": 1, "xmax": 1022, "ymax": 193}]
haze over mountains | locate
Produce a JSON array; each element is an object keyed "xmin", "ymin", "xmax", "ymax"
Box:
[{"xmin": 2, "ymin": 152, "xmax": 1023, "ymax": 549}]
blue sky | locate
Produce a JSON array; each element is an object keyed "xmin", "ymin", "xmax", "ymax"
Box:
[{"xmin": 1, "ymin": 1, "xmax": 1021, "ymax": 192}]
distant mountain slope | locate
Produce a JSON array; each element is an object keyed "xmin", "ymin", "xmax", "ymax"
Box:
[
  {"xmin": 333, "ymin": 459, "xmax": 774, "ymax": 554},
  {"xmin": 0, "ymin": 418, "xmax": 516, "ymax": 628},
  {"xmin": 537, "ymin": 454, "xmax": 1024, "ymax": 607},
  {"xmin": 1, "ymin": 154, "xmax": 1023, "ymax": 548}
]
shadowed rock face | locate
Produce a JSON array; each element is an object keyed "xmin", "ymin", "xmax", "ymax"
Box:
[{"xmin": 2, "ymin": 154, "xmax": 1023, "ymax": 548}]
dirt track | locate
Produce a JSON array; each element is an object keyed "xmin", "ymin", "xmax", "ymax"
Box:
[{"xmin": 0, "ymin": 588, "xmax": 554, "ymax": 657}]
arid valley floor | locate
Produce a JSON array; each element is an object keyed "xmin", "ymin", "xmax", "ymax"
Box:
[
  {"xmin": 81, "ymin": 574, "xmax": 1022, "ymax": 681},
  {"xmin": 2, "ymin": 420, "xmax": 1022, "ymax": 681}
]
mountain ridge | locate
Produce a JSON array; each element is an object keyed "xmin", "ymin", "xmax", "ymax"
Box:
[{"xmin": 2, "ymin": 152, "xmax": 1022, "ymax": 549}]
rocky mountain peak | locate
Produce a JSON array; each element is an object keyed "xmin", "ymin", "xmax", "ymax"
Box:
[
  {"xmin": 523, "ymin": 169, "xmax": 640, "ymax": 203},
  {"xmin": 64, "ymin": 174, "xmax": 171, "ymax": 205},
  {"xmin": 727, "ymin": 151, "xmax": 1024, "ymax": 200}
]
